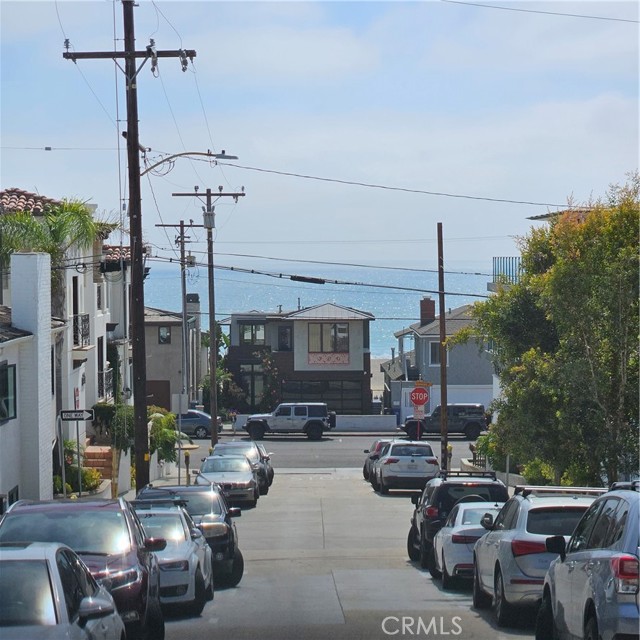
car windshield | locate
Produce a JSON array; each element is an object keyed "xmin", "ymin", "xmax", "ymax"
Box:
[
  {"xmin": 136, "ymin": 512, "xmax": 188, "ymax": 543},
  {"xmin": 201, "ymin": 458, "xmax": 251, "ymax": 473},
  {"xmin": 526, "ymin": 507, "xmax": 589, "ymax": 535},
  {"xmin": 390, "ymin": 444, "xmax": 434, "ymax": 457},
  {"xmin": 460, "ymin": 507, "xmax": 502, "ymax": 525},
  {"xmin": 0, "ymin": 509, "xmax": 131, "ymax": 555},
  {"xmin": 0, "ymin": 559, "xmax": 57, "ymax": 626},
  {"xmin": 216, "ymin": 445, "xmax": 259, "ymax": 463},
  {"xmin": 438, "ymin": 484, "xmax": 508, "ymax": 515}
]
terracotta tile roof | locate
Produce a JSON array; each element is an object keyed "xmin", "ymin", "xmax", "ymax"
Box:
[
  {"xmin": 103, "ymin": 244, "xmax": 132, "ymax": 263},
  {"xmin": 0, "ymin": 188, "xmax": 62, "ymax": 216}
]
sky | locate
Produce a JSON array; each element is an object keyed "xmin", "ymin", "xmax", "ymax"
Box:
[{"xmin": 1, "ymin": 0, "xmax": 638, "ymax": 279}]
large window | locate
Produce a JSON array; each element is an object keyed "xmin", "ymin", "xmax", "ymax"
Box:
[
  {"xmin": 239, "ymin": 323, "xmax": 265, "ymax": 346},
  {"xmin": 308, "ymin": 323, "xmax": 349, "ymax": 353},
  {"xmin": 429, "ymin": 341, "xmax": 448, "ymax": 366},
  {"xmin": 0, "ymin": 363, "xmax": 16, "ymax": 421}
]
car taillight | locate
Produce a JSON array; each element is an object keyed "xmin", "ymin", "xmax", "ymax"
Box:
[
  {"xmin": 425, "ymin": 506, "xmax": 439, "ymax": 518},
  {"xmin": 611, "ymin": 555, "xmax": 639, "ymax": 594},
  {"xmin": 452, "ymin": 534, "xmax": 481, "ymax": 544},
  {"xmin": 383, "ymin": 458, "xmax": 400, "ymax": 465},
  {"xmin": 425, "ymin": 457, "xmax": 438, "ymax": 464},
  {"xmin": 511, "ymin": 539, "xmax": 547, "ymax": 557}
]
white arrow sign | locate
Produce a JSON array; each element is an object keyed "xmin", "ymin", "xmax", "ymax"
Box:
[{"xmin": 60, "ymin": 410, "xmax": 95, "ymax": 421}]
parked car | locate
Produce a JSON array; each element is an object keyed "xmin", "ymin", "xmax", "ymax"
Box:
[
  {"xmin": 178, "ymin": 409, "xmax": 223, "ymax": 439},
  {"xmin": 402, "ymin": 404, "xmax": 488, "ymax": 441},
  {"xmin": 0, "ymin": 498, "xmax": 166, "ymax": 640},
  {"xmin": 473, "ymin": 485, "xmax": 606, "ymax": 627},
  {"xmin": 214, "ymin": 440, "xmax": 271, "ymax": 493},
  {"xmin": 408, "ymin": 470, "xmax": 510, "ymax": 570},
  {"xmin": 536, "ymin": 482, "xmax": 640, "ymax": 640},
  {"xmin": 132, "ymin": 502, "xmax": 214, "ymax": 614},
  {"xmin": 243, "ymin": 402, "xmax": 334, "ymax": 440},
  {"xmin": 362, "ymin": 438, "xmax": 392, "ymax": 481},
  {"xmin": 195, "ymin": 455, "xmax": 260, "ymax": 508},
  {"xmin": 432, "ymin": 499, "xmax": 505, "ymax": 589},
  {"xmin": 0, "ymin": 540, "xmax": 126, "ymax": 639},
  {"xmin": 255, "ymin": 442, "xmax": 275, "ymax": 486},
  {"xmin": 373, "ymin": 440, "xmax": 440, "ymax": 493},
  {"xmin": 136, "ymin": 484, "xmax": 244, "ymax": 587}
]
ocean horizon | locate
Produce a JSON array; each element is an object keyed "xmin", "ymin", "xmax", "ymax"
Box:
[{"xmin": 143, "ymin": 259, "xmax": 492, "ymax": 360}]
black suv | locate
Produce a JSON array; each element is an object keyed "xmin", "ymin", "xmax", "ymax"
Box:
[
  {"xmin": 407, "ymin": 470, "xmax": 509, "ymax": 573},
  {"xmin": 136, "ymin": 483, "xmax": 244, "ymax": 587},
  {"xmin": 0, "ymin": 498, "xmax": 166, "ymax": 640},
  {"xmin": 402, "ymin": 404, "xmax": 488, "ymax": 440}
]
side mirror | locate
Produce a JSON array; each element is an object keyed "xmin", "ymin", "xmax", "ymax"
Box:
[
  {"xmin": 190, "ymin": 528, "xmax": 204, "ymax": 540},
  {"xmin": 545, "ymin": 535, "xmax": 567, "ymax": 561},
  {"xmin": 480, "ymin": 513, "xmax": 494, "ymax": 530},
  {"xmin": 363, "ymin": 449, "xmax": 370, "ymax": 454},
  {"xmin": 144, "ymin": 536, "xmax": 167, "ymax": 552},
  {"xmin": 228, "ymin": 507, "xmax": 242, "ymax": 518},
  {"xmin": 78, "ymin": 595, "xmax": 115, "ymax": 626}
]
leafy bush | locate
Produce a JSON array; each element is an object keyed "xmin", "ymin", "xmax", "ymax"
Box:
[
  {"xmin": 149, "ymin": 412, "xmax": 177, "ymax": 463},
  {"xmin": 520, "ymin": 458, "xmax": 554, "ymax": 485},
  {"xmin": 65, "ymin": 466, "xmax": 102, "ymax": 493}
]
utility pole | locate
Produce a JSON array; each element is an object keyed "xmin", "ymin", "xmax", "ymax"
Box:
[
  {"xmin": 437, "ymin": 222, "xmax": 449, "ymax": 470},
  {"xmin": 172, "ymin": 186, "xmax": 245, "ymax": 449},
  {"xmin": 63, "ymin": 0, "xmax": 196, "ymax": 492}
]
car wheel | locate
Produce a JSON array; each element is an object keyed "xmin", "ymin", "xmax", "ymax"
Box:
[
  {"xmin": 494, "ymin": 568, "xmax": 514, "ymax": 626},
  {"xmin": 259, "ymin": 482, "xmax": 269, "ymax": 496},
  {"xmin": 205, "ymin": 570, "xmax": 215, "ymax": 602},
  {"xmin": 428, "ymin": 545, "xmax": 441, "ymax": 579},
  {"xmin": 226, "ymin": 549, "xmax": 244, "ymax": 588},
  {"xmin": 464, "ymin": 423, "xmax": 482, "ymax": 440},
  {"xmin": 137, "ymin": 595, "xmax": 164, "ymax": 640},
  {"xmin": 194, "ymin": 426, "xmax": 208, "ymax": 439},
  {"xmin": 584, "ymin": 615, "xmax": 599, "ymax": 640},
  {"xmin": 248, "ymin": 423, "xmax": 265, "ymax": 440},
  {"xmin": 419, "ymin": 531, "xmax": 431, "ymax": 570},
  {"xmin": 306, "ymin": 424, "xmax": 322, "ymax": 440},
  {"xmin": 472, "ymin": 561, "xmax": 491, "ymax": 609},
  {"xmin": 535, "ymin": 590, "xmax": 557, "ymax": 640},
  {"xmin": 379, "ymin": 474, "xmax": 389, "ymax": 494},
  {"xmin": 190, "ymin": 567, "xmax": 208, "ymax": 616},
  {"xmin": 407, "ymin": 526, "xmax": 420, "ymax": 561},
  {"xmin": 363, "ymin": 463, "xmax": 369, "ymax": 480},
  {"xmin": 406, "ymin": 425, "xmax": 418, "ymax": 440},
  {"xmin": 441, "ymin": 553, "xmax": 454, "ymax": 589}
]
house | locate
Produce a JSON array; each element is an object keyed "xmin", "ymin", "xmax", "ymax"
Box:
[
  {"xmin": 381, "ymin": 297, "xmax": 493, "ymax": 423},
  {"xmin": 0, "ymin": 187, "xmax": 115, "ymax": 505},
  {"xmin": 225, "ymin": 302, "xmax": 375, "ymax": 414}
]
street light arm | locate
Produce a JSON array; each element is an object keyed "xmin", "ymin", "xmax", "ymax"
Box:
[{"xmin": 140, "ymin": 150, "xmax": 238, "ymax": 176}]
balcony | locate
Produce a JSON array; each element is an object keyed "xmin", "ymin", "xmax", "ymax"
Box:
[
  {"xmin": 488, "ymin": 257, "xmax": 522, "ymax": 293},
  {"xmin": 98, "ymin": 367, "xmax": 114, "ymax": 400},
  {"xmin": 72, "ymin": 313, "xmax": 90, "ymax": 347}
]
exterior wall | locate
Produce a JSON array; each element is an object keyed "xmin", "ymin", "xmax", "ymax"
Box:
[
  {"xmin": 292, "ymin": 321, "xmax": 366, "ymax": 372},
  {"xmin": 7, "ymin": 253, "xmax": 54, "ymax": 501},
  {"xmin": 416, "ymin": 339, "xmax": 493, "ymax": 385},
  {"xmin": 145, "ymin": 320, "xmax": 183, "ymax": 408}
]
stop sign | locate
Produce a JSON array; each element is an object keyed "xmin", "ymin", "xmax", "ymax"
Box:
[{"xmin": 410, "ymin": 387, "xmax": 429, "ymax": 406}]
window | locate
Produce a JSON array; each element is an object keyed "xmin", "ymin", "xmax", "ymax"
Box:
[
  {"xmin": 239, "ymin": 323, "xmax": 265, "ymax": 346},
  {"xmin": 278, "ymin": 326, "xmax": 292, "ymax": 351},
  {"xmin": 308, "ymin": 323, "xmax": 349, "ymax": 353},
  {"xmin": 0, "ymin": 363, "xmax": 16, "ymax": 421},
  {"xmin": 429, "ymin": 341, "xmax": 448, "ymax": 366},
  {"xmin": 158, "ymin": 326, "xmax": 171, "ymax": 344},
  {"xmin": 567, "ymin": 501, "xmax": 603, "ymax": 553},
  {"xmin": 294, "ymin": 406, "xmax": 307, "ymax": 417}
]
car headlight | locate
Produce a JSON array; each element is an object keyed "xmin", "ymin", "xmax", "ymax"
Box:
[
  {"xmin": 100, "ymin": 567, "xmax": 142, "ymax": 590},
  {"xmin": 160, "ymin": 560, "xmax": 189, "ymax": 572},
  {"xmin": 199, "ymin": 522, "xmax": 228, "ymax": 537}
]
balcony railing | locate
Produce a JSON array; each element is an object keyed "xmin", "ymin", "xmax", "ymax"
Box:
[
  {"xmin": 72, "ymin": 313, "xmax": 90, "ymax": 347},
  {"xmin": 98, "ymin": 367, "xmax": 114, "ymax": 399},
  {"xmin": 492, "ymin": 256, "xmax": 522, "ymax": 285}
]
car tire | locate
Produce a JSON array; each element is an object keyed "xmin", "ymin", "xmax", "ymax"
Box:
[
  {"xmin": 205, "ymin": 570, "xmax": 214, "ymax": 602},
  {"xmin": 406, "ymin": 425, "xmax": 418, "ymax": 440},
  {"xmin": 494, "ymin": 568, "xmax": 514, "ymax": 626},
  {"xmin": 441, "ymin": 553, "xmax": 454, "ymax": 589},
  {"xmin": 363, "ymin": 463, "xmax": 369, "ymax": 481},
  {"xmin": 464, "ymin": 423, "xmax": 482, "ymax": 440},
  {"xmin": 472, "ymin": 561, "xmax": 491, "ymax": 609},
  {"xmin": 190, "ymin": 567, "xmax": 208, "ymax": 616},
  {"xmin": 194, "ymin": 426, "xmax": 208, "ymax": 439},
  {"xmin": 247, "ymin": 423, "xmax": 265, "ymax": 440},
  {"xmin": 259, "ymin": 482, "xmax": 269, "ymax": 496},
  {"xmin": 419, "ymin": 532, "xmax": 431, "ymax": 570},
  {"xmin": 428, "ymin": 545, "xmax": 441, "ymax": 579},
  {"xmin": 370, "ymin": 472, "xmax": 379, "ymax": 491},
  {"xmin": 306, "ymin": 424, "xmax": 322, "ymax": 440},
  {"xmin": 379, "ymin": 475, "xmax": 389, "ymax": 494},
  {"xmin": 138, "ymin": 595, "xmax": 164, "ymax": 640},
  {"xmin": 535, "ymin": 590, "xmax": 557, "ymax": 640},
  {"xmin": 226, "ymin": 549, "xmax": 244, "ymax": 588},
  {"xmin": 407, "ymin": 526, "xmax": 420, "ymax": 561},
  {"xmin": 584, "ymin": 615, "xmax": 599, "ymax": 640}
]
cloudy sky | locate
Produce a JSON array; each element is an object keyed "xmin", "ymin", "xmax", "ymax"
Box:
[{"xmin": 1, "ymin": 0, "xmax": 638, "ymax": 274}]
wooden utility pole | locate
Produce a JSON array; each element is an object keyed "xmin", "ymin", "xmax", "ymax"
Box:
[
  {"xmin": 63, "ymin": 0, "xmax": 196, "ymax": 492},
  {"xmin": 171, "ymin": 187, "xmax": 245, "ymax": 450},
  {"xmin": 437, "ymin": 222, "xmax": 449, "ymax": 470}
]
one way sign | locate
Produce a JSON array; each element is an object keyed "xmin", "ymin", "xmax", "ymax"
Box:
[{"xmin": 60, "ymin": 409, "xmax": 95, "ymax": 421}]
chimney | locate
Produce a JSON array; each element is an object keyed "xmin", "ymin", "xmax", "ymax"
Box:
[
  {"xmin": 391, "ymin": 347, "xmax": 395, "ymax": 363},
  {"xmin": 420, "ymin": 297, "xmax": 436, "ymax": 326}
]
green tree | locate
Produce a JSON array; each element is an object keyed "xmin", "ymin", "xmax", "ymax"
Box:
[{"xmin": 469, "ymin": 173, "xmax": 639, "ymax": 485}]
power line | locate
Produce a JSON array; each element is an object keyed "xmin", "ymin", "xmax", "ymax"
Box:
[{"xmin": 441, "ymin": 0, "xmax": 640, "ymax": 23}]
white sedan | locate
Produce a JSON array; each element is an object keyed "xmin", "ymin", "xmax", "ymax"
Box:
[
  {"xmin": 0, "ymin": 541, "xmax": 126, "ymax": 639},
  {"xmin": 433, "ymin": 500, "xmax": 504, "ymax": 589},
  {"xmin": 133, "ymin": 504, "xmax": 214, "ymax": 615}
]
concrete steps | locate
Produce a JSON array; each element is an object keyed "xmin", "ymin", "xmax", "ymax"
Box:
[{"xmin": 84, "ymin": 446, "xmax": 113, "ymax": 479}]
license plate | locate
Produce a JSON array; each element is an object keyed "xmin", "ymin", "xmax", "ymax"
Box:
[{"xmin": 407, "ymin": 463, "xmax": 417, "ymax": 470}]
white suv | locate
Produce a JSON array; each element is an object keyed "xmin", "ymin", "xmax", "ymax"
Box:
[
  {"xmin": 243, "ymin": 403, "xmax": 333, "ymax": 440},
  {"xmin": 374, "ymin": 440, "xmax": 440, "ymax": 493}
]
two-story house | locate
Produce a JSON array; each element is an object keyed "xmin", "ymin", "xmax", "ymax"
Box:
[
  {"xmin": 225, "ymin": 302, "xmax": 375, "ymax": 414},
  {"xmin": 382, "ymin": 297, "xmax": 493, "ymax": 423}
]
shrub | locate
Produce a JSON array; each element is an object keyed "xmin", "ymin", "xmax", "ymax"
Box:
[{"xmin": 520, "ymin": 458, "xmax": 554, "ymax": 485}]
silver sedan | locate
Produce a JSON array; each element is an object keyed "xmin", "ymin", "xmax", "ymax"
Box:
[{"xmin": 196, "ymin": 455, "xmax": 260, "ymax": 507}]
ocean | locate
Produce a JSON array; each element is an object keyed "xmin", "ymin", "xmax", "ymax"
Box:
[{"xmin": 143, "ymin": 259, "xmax": 492, "ymax": 360}]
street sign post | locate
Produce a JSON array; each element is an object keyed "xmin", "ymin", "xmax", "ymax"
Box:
[{"xmin": 410, "ymin": 387, "xmax": 429, "ymax": 406}]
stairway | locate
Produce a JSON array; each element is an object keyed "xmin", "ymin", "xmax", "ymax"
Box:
[{"xmin": 84, "ymin": 446, "xmax": 113, "ymax": 479}]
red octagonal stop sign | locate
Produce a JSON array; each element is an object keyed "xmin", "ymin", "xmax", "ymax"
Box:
[{"xmin": 410, "ymin": 387, "xmax": 429, "ymax": 406}]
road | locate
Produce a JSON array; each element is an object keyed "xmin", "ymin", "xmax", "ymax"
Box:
[{"xmin": 165, "ymin": 434, "xmax": 534, "ymax": 640}]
